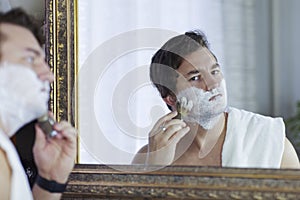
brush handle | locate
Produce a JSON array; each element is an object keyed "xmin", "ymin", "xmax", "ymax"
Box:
[{"xmin": 173, "ymin": 112, "xmax": 182, "ymax": 120}]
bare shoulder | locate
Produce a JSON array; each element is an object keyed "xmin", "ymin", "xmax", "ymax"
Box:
[
  {"xmin": 280, "ymin": 137, "xmax": 300, "ymax": 169},
  {"xmin": 131, "ymin": 145, "xmax": 148, "ymax": 164},
  {"xmin": 0, "ymin": 147, "xmax": 11, "ymax": 200}
]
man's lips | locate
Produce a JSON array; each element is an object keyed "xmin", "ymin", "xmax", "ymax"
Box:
[
  {"xmin": 41, "ymin": 87, "xmax": 49, "ymax": 93},
  {"xmin": 209, "ymin": 94, "xmax": 222, "ymax": 101},
  {"xmin": 41, "ymin": 82, "xmax": 50, "ymax": 93}
]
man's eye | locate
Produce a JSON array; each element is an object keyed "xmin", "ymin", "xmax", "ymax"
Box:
[
  {"xmin": 211, "ymin": 69, "xmax": 220, "ymax": 75},
  {"xmin": 25, "ymin": 56, "xmax": 35, "ymax": 64},
  {"xmin": 189, "ymin": 76, "xmax": 200, "ymax": 81}
]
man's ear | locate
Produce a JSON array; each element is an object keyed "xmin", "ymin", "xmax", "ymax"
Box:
[{"xmin": 163, "ymin": 94, "xmax": 177, "ymax": 107}]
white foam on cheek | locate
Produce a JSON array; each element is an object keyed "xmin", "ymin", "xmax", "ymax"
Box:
[
  {"xmin": 177, "ymin": 79, "xmax": 228, "ymax": 130},
  {"xmin": 0, "ymin": 62, "xmax": 50, "ymax": 136},
  {"xmin": 41, "ymin": 81, "xmax": 50, "ymax": 100}
]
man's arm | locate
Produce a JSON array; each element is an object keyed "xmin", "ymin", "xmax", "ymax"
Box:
[
  {"xmin": 280, "ymin": 137, "xmax": 300, "ymax": 168},
  {"xmin": 32, "ymin": 120, "xmax": 77, "ymax": 200},
  {"xmin": 32, "ymin": 184, "xmax": 62, "ymax": 200},
  {"xmin": 0, "ymin": 148, "xmax": 11, "ymax": 200}
]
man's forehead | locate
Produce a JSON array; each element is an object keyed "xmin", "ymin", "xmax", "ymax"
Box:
[
  {"xmin": 0, "ymin": 23, "xmax": 39, "ymax": 44},
  {"xmin": 0, "ymin": 23, "xmax": 43, "ymax": 54},
  {"xmin": 177, "ymin": 48, "xmax": 217, "ymax": 73}
]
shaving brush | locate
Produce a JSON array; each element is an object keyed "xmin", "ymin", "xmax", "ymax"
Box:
[{"xmin": 174, "ymin": 97, "xmax": 193, "ymax": 120}]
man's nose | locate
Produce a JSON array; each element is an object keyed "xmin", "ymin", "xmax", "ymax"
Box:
[
  {"xmin": 203, "ymin": 75, "xmax": 219, "ymax": 91},
  {"xmin": 36, "ymin": 60, "xmax": 54, "ymax": 82}
]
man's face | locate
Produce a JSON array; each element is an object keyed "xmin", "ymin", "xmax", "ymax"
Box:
[
  {"xmin": 0, "ymin": 23, "xmax": 54, "ymax": 82},
  {"xmin": 176, "ymin": 47, "xmax": 223, "ymax": 93},
  {"xmin": 174, "ymin": 48, "xmax": 227, "ymax": 129}
]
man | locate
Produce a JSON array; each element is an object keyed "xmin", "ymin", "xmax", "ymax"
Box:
[
  {"xmin": 0, "ymin": 8, "xmax": 77, "ymax": 199},
  {"xmin": 132, "ymin": 30, "xmax": 299, "ymax": 168}
]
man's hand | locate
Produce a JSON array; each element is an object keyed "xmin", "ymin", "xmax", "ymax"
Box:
[
  {"xmin": 33, "ymin": 119, "xmax": 77, "ymax": 183},
  {"xmin": 147, "ymin": 111, "xmax": 190, "ymax": 165}
]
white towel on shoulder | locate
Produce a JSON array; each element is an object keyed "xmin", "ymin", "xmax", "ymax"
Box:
[
  {"xmin": 0, "ymin": 131, "xmax": 33, "ymax": 200},
  {"xmin": 222, "ymin": 107, "xmax": 285, "ymax": 168}
]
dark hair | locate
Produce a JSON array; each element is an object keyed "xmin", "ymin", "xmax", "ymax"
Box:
[
  {"xmin": 150, "ymin": 30, "xmax": 216, "ymax": 100},
  {"xmin": 0, "ymin": 8, "xmax": 43, "ymax": 52}
]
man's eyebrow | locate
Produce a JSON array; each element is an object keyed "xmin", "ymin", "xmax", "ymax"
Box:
[
  {"xmin": 184, "ymin": 63, "xmax": 220, "ymax": 77},
  {"xmin": 211, "ymin": 63, "xmax": 220, "ymax": 69},
  {"xmin": 25, "ymin": 47, "xmax": 45, "ymax": 57},
  {"xmin": 186, "ymin": 70, "xmax": 200, "ymax": 76}
]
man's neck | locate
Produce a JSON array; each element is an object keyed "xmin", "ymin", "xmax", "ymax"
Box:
[{"xmin": 190, "ymin": 112, "xmax": 227, "ymax": 158}]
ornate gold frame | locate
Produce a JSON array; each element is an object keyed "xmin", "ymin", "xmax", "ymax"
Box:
[
  {"xmin": 45, "ymin": 0, "xmax": 77, "ymax": 126},
  {"xmin": 45, "ymin": 0, "xmax": 78, "ymax": 162},
  {"xmin": 45, "ymin": 0, "xmax": 300, "ymax": 199},
  {"xmin": 65, "ymin": 165, "xmax": 300, "ymax": 199}
]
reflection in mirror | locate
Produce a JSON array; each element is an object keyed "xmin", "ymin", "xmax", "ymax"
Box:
[{"xmin": 78, "ymin": 0, "xmax": 300, "ymax": 166}]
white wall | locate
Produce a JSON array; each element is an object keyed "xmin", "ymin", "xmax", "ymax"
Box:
[{"xmin": 271, "ymin": 0, "xmax": 300, "ymax": 119}]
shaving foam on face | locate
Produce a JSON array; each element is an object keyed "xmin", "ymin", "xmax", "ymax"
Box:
[
  {"xmin": 176, "ymin": 79, "xmax": 228, "ymax": 130},
  {"xmin": 0, "ymin": 62, "xmax": 50, "ymax": 136}
]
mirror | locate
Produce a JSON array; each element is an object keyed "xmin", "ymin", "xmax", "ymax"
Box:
[
  {"xmin": 46, "ymin": 0, "xmax": 300, "ymax": 165},
  {"xmin": 45, "ymin": 0, "xmax": 300, "ymax": 199},
  {"xmin": 79, "ymin": 0, "xmax": 300, "ymax": 165}
]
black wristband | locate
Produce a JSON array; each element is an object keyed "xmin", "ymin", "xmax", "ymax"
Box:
[{"xmin": 35, "ymin": 174, "xmax": 67, "ymax": 193}]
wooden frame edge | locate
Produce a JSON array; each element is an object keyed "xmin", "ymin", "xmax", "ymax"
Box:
[{"xmin": 62, "ymin": 164, "xmax": 300, "ymax": 199}]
